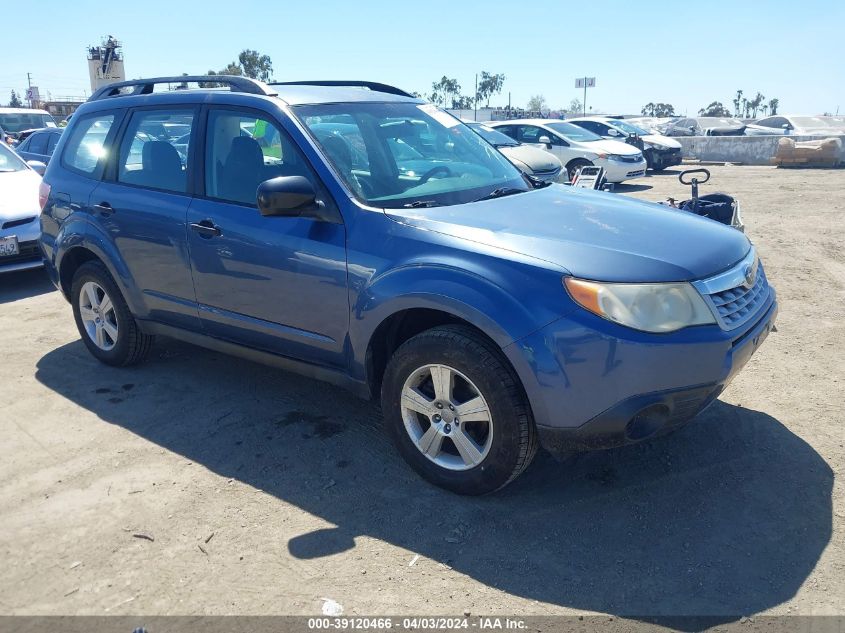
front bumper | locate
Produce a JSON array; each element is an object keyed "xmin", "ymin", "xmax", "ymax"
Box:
[
  {"xmin": 646, "ymin": 147, "xmax": 683, "ymax": 170},
  {"xmin": 599, "ymin": 157, "xmax": 648, "ymax": 183},
  {"xmin": 503, "ymin": 290, "xmax": 777, "ymax": 455},
  {"xmin": 1, "ymin": 221, "xmax": 43, "ymax": 274}
]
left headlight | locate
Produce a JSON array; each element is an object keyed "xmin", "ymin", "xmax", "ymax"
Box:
[{"xmin": 564, "ymin": 277, "xmax": 716, "ymax": 333}]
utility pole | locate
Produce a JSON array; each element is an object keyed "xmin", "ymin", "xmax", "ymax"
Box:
[
  {"xmin": 27, "ymin": 72, "xmax": 33, "ymax": 107},
  {"xmin": 583, "ymin": 76, "xmax": 587, "ymax": 116}
]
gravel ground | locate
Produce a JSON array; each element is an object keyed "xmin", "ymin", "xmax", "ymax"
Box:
[{"xmin": 0, "ymin": 165, "xmax": 842, "ymax": 618}]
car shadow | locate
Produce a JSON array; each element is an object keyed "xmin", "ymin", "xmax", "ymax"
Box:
[
  {"xmin": 612, "ymin": 183, "xmax": 653, "ymax": 193},
  {"xmin": 35, "ymin": 338, "xmax": 832, "ymax": 623},
  {"xmin": 0, "ymin": 267, "xmax": 55, "ymax": 304}
]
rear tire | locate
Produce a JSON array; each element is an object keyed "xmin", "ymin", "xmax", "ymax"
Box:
[
  {"xmin": 71, "ymin": 261, "xmax": 154, "ymax": 366},
  {"xmin": 381, "ymin": 325, "xmax": 537, "ymax": 495},
  {"xmin": 566, "ymin": 158, "xmax": 592, "ymax": 182}
]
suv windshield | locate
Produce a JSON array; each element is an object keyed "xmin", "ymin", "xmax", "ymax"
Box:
[
  {"xmin": 0, "ymin": 142, "xmax": 27, "ymax": 171},
  {"xmin": 544, "ymin": 121, "xmax": 602, "ymax": 142},
  {"xmin": 0, "ymin": 113, "xmax": 57, "ymax": 134},
  {"xmin": 294, "ymin": 102, "xmax": 528, "ymax": 208}
]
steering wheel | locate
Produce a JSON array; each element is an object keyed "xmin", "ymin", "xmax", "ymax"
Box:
[{"xmin": 417, "ymin": 165, "xmax": 453, "ymax": 185}]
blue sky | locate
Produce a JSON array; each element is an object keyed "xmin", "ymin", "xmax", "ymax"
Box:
[{"xmin": 2, "ymin": 0, "xmax": 843, "ymax": 116}]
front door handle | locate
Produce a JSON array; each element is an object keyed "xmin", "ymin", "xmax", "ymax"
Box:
[
  {"xmin": 190, "ymin": 219, "xmax": 222, "ymax": 238},
  {"xmin": 93, "ymin": 201, "xmax": 114, "ymax": 216}
]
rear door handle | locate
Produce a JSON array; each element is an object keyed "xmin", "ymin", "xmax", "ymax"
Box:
[
  {"xmin": 93, "ymin": 202, "xmax": 114, "ymax": 216},
  {"xmin": 190, "ymin": 219, "xmax": 222, "ymax": 238}
]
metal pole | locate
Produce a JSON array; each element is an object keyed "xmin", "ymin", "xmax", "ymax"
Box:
[
  {"xmin": 27, "ymin": 72, "xmax": 33, "ymax": 107},
  {"xmin": 474, "ymin": 74, "xmax": 478, "ymax": 121},
  {"xmin": 583, "ymin": 76, "xmax": 587, "ymax": 116}
]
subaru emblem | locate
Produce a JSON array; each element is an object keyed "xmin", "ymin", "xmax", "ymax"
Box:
[{"xmin": 744, "ymin": 265, "xmax": 756, "ymax": 287}]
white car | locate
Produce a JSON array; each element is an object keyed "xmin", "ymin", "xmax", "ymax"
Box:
[
  {"xmin": 487, "ymin": 118, "xmax": 646, "ymax": 183},
  {"xmin": 744, "ymin": 115, "xmax": 845, "ymax": 136},
  {"xmin": 0, "ymin": 142, "xmax": 45, "ymax": 273},
  {"xmin": 567, "ymin": 116, "xmax": 683, "ymax": 171}
]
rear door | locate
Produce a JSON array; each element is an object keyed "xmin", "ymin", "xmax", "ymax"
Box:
[
  {"xmin": 88, "ymin": 105, "xmax": 200, "ymax": 329},
  {"xmin": 186, "ymin": 106, "xmax": 348, "ymax": 367}
]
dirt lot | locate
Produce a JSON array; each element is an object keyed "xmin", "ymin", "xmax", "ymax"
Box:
[{"xmin": 1, "ymin": 165, "xmax": 843, "ymax": 618}]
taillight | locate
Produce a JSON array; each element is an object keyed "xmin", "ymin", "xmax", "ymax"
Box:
[{"xmin": 39, "ymin": 181, "xmax": 51, "ymax": 210}]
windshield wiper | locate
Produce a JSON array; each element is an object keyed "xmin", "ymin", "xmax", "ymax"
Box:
[
  {"xmin": 403, "ymin": 200, "xmax": 440, "ymax": 208},
  {"xmin": 473, "ymin": 187, "xmax": 526, "ymax": 203}
]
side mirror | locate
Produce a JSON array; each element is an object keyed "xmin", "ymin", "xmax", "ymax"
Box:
[
  {"xmin": 782, "ymin": 123, "xmax": 791, "ymax": 130},
  {"xmin": 26, "ymin": 160, "xmax": 47, "ymax": 176},
  {"xmin": 606, "ymin": 128, "xmax": 620, "ymax": 136},
  {"xmin": 257, "ymin": 176, "xmax": 318, "ymax": 218},
  {"xmin": 537, "ymin": 135, "xmax": 552, "ymax": 147}
]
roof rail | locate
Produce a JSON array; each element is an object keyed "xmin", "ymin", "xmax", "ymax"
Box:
[
  {"xmin": 87, "ymin": 75, "xmax": 278, "ymax": 102},
  {"xmin": 269, "ymin": 80, "xmax": 414, "ymax": 98}
]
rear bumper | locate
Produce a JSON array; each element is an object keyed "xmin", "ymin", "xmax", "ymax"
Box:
[{"xmin": 503, "ymin": 292, "xmax": 777, "ymax": 455}]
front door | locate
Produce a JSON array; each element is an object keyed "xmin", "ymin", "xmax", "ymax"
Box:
[{"xmin": 187, "ymin": 107, "xmax": 348, "ymax": 368}]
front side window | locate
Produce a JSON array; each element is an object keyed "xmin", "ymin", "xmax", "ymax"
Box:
[
  {"xmin": 63, "ymin": 113, "xmax": 116, "ymax": 174},
  {"xmin": 117, "ymin": 109, "xmax": 195, "ymax": 193},
  {"xmin": 294, "ymin": 102, "xmax": 526, "ymax": 209},
  {"xmin": 205, "ymin": 109, "xmax": 317, "ymax": 206},
  {"xmin": 611, "ymin": 120, "xmax": 650, "ymax": 136},
  {"xmin": 544, "ymin": 122, "xmax": 603, "ymax": 143}
]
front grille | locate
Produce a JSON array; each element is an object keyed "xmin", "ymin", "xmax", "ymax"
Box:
[
  {"xmin": 0, "ymin": 239, "xmax": 41, "ymax": 266},
  {"xmin": 2, "ymin": 216, "xmax": 36, "ymax": 230},
  {"xmin": 706, "ymin": 264, "xmax": 769, "ymax": 330},
  {"xmin": 626, "ymin": 169, "xmax": 646, "ymax": 177},
  {"xmin": 618, "ymin": 154, "xmax": 642, "ymax": 163}
]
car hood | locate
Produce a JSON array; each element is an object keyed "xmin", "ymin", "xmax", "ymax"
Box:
[
  {"xmin": 577, "ymin": 138, "xmax": 642, "ymax": 156},
  {"xmin": 385, "ymin": 185, "xmax": 750, "ymax": 282},
  {"xmin": 0, "ymin": 170, "xmax": 41, "ymax": 221},
  {"xmin": 498, "ymin": 145, "xmax": 561, "ymax": 172},
  {"xmin": 642, "ymin": 134, "xmax": 681, "ymax": 149}
]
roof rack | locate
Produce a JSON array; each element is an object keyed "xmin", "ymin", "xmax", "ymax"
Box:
[
  {"xmin": 269, "ymin": 80, "xmax": 414, "ymax": 98},
  {"xmin": 87, "ymin": 75, "xmax": 278, "ymax": 102}
]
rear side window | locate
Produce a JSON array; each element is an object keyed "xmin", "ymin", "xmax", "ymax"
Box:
[
  {"xmin": 63, "ymin": 113, "xmax": 116, "ymax": 174},
  {"xmin": 28, "ymin": 132, "xmax": 49, "ymax": 154},
  {"xmin": 46, "ymin": 132, "xmax": 60, "ymax": 155},
  {"xmin": 117, "ymin": 109, "xmax": 195, "ymax": 194}
]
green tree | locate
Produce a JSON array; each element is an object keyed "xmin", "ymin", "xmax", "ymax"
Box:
[
  {"xmin": 698, "ymin": 101, "xmax": 732, "ymax": 117},
  {"xmin": 8, "ymin": 90, "xmax": 22, "ymax": 107},
  {"xmin": 641, "ymin": 102, "xmax": 676, "ymax": 117},
  {"xmin": 430, "ymin": 76, "xmax": 460, "ymax": 107},
  {"xmin": 749, "ymin": 92, "xmax": 765, "ymax": 118},
  {"xmin": 475, "ymin": 71, "xmax": 505, "ymax": 107},
  {"xmin": 526, "ymin": 94, "xmax": 547, "ymax": 113},
  {"xmin": 768, "ymin": 97, "xmax": 779, "ymax": 115},
  {"xmin": 207, "ymin": 49, "xmax": 273, "ymax": 82},
  {"xmin": 733, "ymin": 90, "xmax": 743, "ymax": 117},
  {"xmin": 451, "ymin": 95, "xmax": 474, "ymax": 109}
]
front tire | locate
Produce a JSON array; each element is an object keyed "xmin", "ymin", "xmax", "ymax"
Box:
[
  {"xmin": 566, "ymin": 158, "xmax": 592, "ymax": 182},
  {"xmin": 71, "ymin": 261, "xmax": 154, "ymax": 366},
  {"xmin": 381, "ymin": 325, "xmax": 537, "ymax": 495}
]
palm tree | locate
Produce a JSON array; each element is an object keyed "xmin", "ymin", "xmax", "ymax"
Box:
[
  {"xmin": 768, "ymin": 98, "xmax": 780, "ymax": 115},
  {"xmin": 733, "ymin": 90, "xmax": 743, "ymax": 117}
]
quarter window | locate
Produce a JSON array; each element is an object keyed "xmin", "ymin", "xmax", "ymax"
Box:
[
  {"xmin": 204, "ymin": 109, "xmax": 317, "ymax": 206},
  {"xmin": 117, "ymin": 109, "xmax": 195, "ymax": 193},
  {"xmin": 63, "ymin": 113, "xmax": 115, "ymax": 174},
  {"xmin": 28, "ymin": 132, "xmax": 49, "ymax": 155}
]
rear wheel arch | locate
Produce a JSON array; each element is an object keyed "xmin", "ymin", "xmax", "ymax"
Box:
[{"xmin": 58, "ymin": 247, "xmax": 101, "ymax": 300}]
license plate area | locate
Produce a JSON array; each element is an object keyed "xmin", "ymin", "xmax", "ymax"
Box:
[{"xmin": 0, "ymin": 235, "xmax": 20, "ymax": 257}]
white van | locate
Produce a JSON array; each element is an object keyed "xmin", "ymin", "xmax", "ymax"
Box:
[{"xmin": 0, "ymin": 107, "xmax": 58, "ymax": 145}]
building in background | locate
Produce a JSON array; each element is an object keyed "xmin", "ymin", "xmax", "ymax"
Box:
[
  {"xmin": 44, "ymin": 97, "xmax": 86, "ymax": 120},
  {"xmin": 87, "ymin": 36, "xmax": 125, "ymax": 92}
]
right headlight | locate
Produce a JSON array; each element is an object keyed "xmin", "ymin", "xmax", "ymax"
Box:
[{"xmin": 564, "ymin": 277, "xmax": 716, "ymax": 333}]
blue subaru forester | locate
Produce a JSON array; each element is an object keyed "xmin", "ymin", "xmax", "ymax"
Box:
[{"xmin": 39, "ymin": 77, "xmax": 777, "ymax": 494}]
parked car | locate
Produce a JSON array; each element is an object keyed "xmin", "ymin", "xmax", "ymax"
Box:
[
  {"xmin": 744, "ymin": 115, "xmax": 845, "ymax": 136},
  {"xmin": 625, "ymin": 116, "xmax": 679, "ymax": 135},
  {"xmin": 567, "ymin": 116, "xmax": 683, "ymax": 171},
  {"xmin": 40, "ymin": 76, "xmax": 777, "ymax": 494},
  {"xmin": 665, "ymin": 117, "xmax": 746, "ymax": 137},
  {"xmin": 465, "ymin": 122, "xmax": 562, "ymax": 182},
  {"xmin": 487, "ymin": 118, "xmax": 647, "ymax": 182},
  {"xmin": 14, "ymin": 127, "xmax": 63, "ymax": 164},
  {"xmin": 0, "ymin": 107, "xmax": 58, "ymax": 145},
  {"xmin": 0, "ymin": 141, "xmax": 46, "ymax": 273}
]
